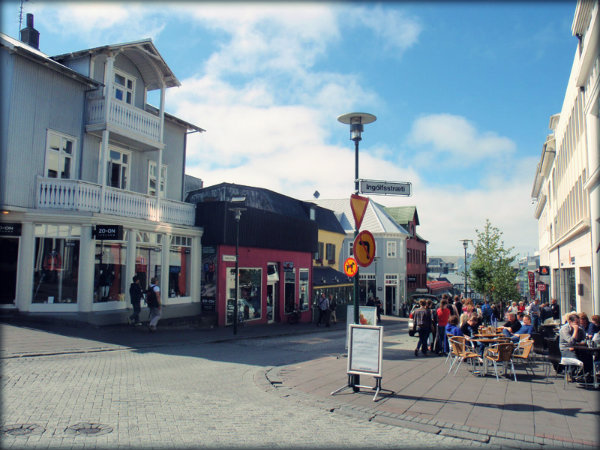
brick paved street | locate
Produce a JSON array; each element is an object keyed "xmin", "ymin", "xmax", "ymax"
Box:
[
  {"xmin": 1, "ymin": 316, "xmax": 599, "ymax": 449},
  {"xmin": 1, "ymin": 320, "xmax": 484, "ymax": 449}
]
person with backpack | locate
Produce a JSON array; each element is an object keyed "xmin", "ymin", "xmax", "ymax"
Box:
[
  {"xmin": 147, "ymin": 277, "xmax": 162, "ymax": 332},
  {"xmin": 412, "ymin": 299, "xmax": 432, "ymax": 356},
  {"xmin": 128, "ymin": 275, "xmax": 143, "ymax": 326}
]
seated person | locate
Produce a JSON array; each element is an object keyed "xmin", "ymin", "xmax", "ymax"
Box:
[
  {"xmin": 577, "ymin": 313, "xmax": 591, "ymax": 342},
  {"xmin": 559, "ymin": 313, "xmax": 584, "ymax": 381},
  {"xmin": 460, "ymin": 313, "xmax": 480, "ymax": 337},
  {"xmin": 515, "ymin": 315, "xmax": 534, "ymax": 336},
  {"xmin": 445, "ymin": 315, "xmax": 463, "ymax": 338},
  {"xmin": 588, "ymin": 315, "xmax": 600, "ymax": 339},
  {"xmin": 502, "ymin": 312, "xmax": 522, "ymax": 341},
  {"xmin": 516, "ymin": 311, "xmax": 525, "ymax": 326},
  {"xmin": 461, "ymin": 314, "xmax": 485, "ymax": 356}
]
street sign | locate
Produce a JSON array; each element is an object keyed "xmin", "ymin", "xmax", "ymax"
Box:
[
  {"xmin": 350, "ymin": 194, "xmax": 369, "ymax": 231},
  {"xmin": 343, "ymin": 257, "xmax": 358, "ymax": 277},
  {"xmin": 537, "ymin": 282, "xmax": 546, "ymax": 292},
  {"xmin": 353, "ymin": 230, "xmax": 376, "ymax": 267},
  {"xmin": 539, "ymin": 266, "xmax": 550, "ymax": 276},
  {"xmin": 359, "ymin": 179, "xmax": 411, "ymax": 196}
]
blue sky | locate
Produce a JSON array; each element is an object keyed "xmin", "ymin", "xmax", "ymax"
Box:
[{"xmin": 1, "ymin": 1, "xmax": 578, "ymax": 256}]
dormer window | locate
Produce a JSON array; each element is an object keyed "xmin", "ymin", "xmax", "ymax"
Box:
[{"xmin": 114, "ymin": 69, "xmax": 134, "ymax": 105}]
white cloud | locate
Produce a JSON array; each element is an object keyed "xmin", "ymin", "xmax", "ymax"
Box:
[
  {"xmin": 409, "ymin": 113, "xmax": 516, "ymax": 163},
  {"xmin": 349, "ymin": 4, "xmax": 422, "ymax": 54},
  {"xmin": 29, "ymin": 2, "xmax": 166, "ymax": 45}
]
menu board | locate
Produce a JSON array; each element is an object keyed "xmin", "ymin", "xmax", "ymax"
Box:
[{"xmin": 347, "ymin": 325, "xmax": 383, "ymax": 377}]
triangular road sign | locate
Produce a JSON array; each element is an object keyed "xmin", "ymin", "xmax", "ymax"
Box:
[{"xmin": 350, "ymin": 194, "xmax": 369, "ymax": 231}]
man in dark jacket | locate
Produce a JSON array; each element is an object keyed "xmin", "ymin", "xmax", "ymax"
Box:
[
  {"xmin": 412, "ymin": 299, "xmax": 432, "ymax": 356},
  {"xmin": 128, "ymin": 275, "xmax": 143, "ymax": 326}
]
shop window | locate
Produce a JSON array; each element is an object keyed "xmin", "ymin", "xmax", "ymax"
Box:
[
  {"xmin": 33, "ymin": 224, "xmax": 81, "ymax": 303},
  {"xmin": 284, "ymin": 269, "xmax": 296, "ymax": 314},
  {"xmin": 226, "ymin": 268, "xmax": 262, "ymax": 323},
  {"xmin": 299, "ymin": 269, "xmax": 309, "ymax": 311},
  {"xmin": 94, "ymin": 234, "xmax": 127, "ymax": 303},
  {"xmin": 168, "ymin": 235, "xmax": 191, "ymax": 298},
  {"xmin": 45, "ymin": 130, "xmax": 75, "ymax": 179},
  {"xmin": 136, "ymin": 232, "xmax": 162, "ymax": 289}
]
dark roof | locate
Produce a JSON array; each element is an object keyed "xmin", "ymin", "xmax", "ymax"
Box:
[
  {"xmin": 194, "ymin": 201, "xmax": 318, "ymax": 253},
  {"xmin": 312, "ymin": 267, "xmax": 353, "ymax": 287},
  {"xmin": 311, "ymin": 205, "xmax": 345, "ymax": 234},
  {"xmin": 186, "ymin": 183, "xmax": 344, "ymax": 234},
  {"xmin": 187, "ymin": 183, "xmax": 309, "ymax": 220}
]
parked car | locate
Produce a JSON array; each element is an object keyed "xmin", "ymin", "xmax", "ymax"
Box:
[{"xmin": 407, "ymin": 294, "xmax": 439, "ymax": 336}]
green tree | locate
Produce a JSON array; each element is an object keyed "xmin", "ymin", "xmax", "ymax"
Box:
[{"xmin": 469, "ymin": 219, "xmax": 519, "ymax": 303}]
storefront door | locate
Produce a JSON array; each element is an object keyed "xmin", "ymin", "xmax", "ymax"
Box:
[
  {"xmin": 0, "ymin": 237, "xmax": 18, "ymax": 304},
  {"xmin": 267, "ymin": 282, "xmax": 278, "ymax": 324},
  {"xmin": 385, "ymin": 285, "xmax": 396, "ymax": 316}
]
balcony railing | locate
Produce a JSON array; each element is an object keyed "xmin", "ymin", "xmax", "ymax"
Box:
[
  {"xmin": 36, "ymin": 177, "xmax": 195, "ymax": 226},
  {"xmin": 86, "ymin": 93, "xmax": 161, "ymax": 143}
]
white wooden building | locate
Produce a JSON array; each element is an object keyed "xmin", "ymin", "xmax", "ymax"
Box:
[{"xmin": 0, "ymin": 15, "xmax": 204, "ymax": 324}]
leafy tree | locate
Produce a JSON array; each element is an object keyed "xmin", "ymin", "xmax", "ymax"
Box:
[{"xmin": 469, "ymin": 219, "xmax": 519, "ymax": 304}]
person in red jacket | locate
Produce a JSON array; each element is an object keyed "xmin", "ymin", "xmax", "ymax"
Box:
[{"xmin": 436, "ymin": 296, "xmax": 451, "ymax": 355}]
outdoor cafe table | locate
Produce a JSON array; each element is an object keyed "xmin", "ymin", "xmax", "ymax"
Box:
[{"xmin": 573, "ymin": 344, "xmax": 600, "ymax": 389}]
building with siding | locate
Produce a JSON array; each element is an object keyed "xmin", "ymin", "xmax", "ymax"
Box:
[
  {"xmin": 384, "ymin": 206, "xmax": 428, "ymax": 297},
  {"xmin": 0, "ymin": 16, "xmax": 204, "ymax": 324},
  {"xmin": 531, "ymin": 0, "xmax": 599, "ymax": 316},
  {"xmin": 308, "ymin": 198, "xmax": 410, "ymax": 316},
  {"xmin": 187, "ymin": 183, "xmax": 317, "ymax": 327}
]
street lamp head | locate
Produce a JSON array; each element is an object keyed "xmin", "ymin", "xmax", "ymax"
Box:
[{"xmin": 337, "ymin": 112, "xmax": 376, "ymax": 142}]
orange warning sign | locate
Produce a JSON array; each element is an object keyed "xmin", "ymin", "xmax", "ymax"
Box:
[
  {"xmin": 353, "ymin": 230, "xmax": 376, "ymax": 267},
  {"xmin": 343, "ymin": 257, "xmax": 358, "ymax": 277},
  {"xmin": 350, "ymin": 194, "xmax": 369, "ymax": 231}
]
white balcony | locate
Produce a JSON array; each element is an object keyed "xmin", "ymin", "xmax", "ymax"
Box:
[
  {"xmin": 36, "ymin": 177, "xmax": 195, "ymax": 226},
  {"xmin": 86, "ymin": 93, "xmax": 161, "ymax": 145}
]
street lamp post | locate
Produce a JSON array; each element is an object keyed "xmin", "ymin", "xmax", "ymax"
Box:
[
  {"xmin": 230, "ymin": 197, "xmax": 246, "ymax": 335},
  {"xmin": 338, "ymin": 112, "xmax": 376, "ymax": 391},
  {"xmin": 459, "ymin": 239, "xmax": 471, "ymax": 298}
]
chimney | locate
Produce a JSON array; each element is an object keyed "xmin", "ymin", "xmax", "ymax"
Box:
[{"xmin": 20, "ymin": 13, "xmax": 40, "ymax": 50}]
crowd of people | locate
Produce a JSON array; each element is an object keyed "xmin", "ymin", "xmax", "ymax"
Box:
[{"xmin": 411, "ymin": 293, "xmax": 600, "ymax": 363}]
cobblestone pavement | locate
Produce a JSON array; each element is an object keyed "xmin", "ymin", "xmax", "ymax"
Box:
[
  {"xmin": 2, "ymin": 318, "xmax": 599, "ymax": 449},
  {"xmin": 1, "ymin": 323, "xmax": 485, "ymax": 449}
]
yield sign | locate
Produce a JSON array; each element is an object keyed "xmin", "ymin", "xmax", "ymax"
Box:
[{"xmin": 350, "ymin": 194, "xmax": 369, "ymax": 231}]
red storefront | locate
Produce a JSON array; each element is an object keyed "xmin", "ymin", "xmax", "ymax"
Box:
[
  {"xmin": 215, "ymin": 245, "xmax": 312, "ymax": 327},
  {"xmin": 188, "ymin": 183, "xmax": 318, "ymax": 328}
]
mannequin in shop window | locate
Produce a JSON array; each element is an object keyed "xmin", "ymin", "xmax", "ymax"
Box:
[
  {"xmin": 43, "ymin": 249, "xmax": 62, "ymax": 283},
  {"xmin": 98, "ymin": 264, "xmax": 115, "ymax": 301}
]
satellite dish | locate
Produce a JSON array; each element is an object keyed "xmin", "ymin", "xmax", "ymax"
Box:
[{"xmin": 313, "ymin": 190, "xmax": 320, "ymax": 199}]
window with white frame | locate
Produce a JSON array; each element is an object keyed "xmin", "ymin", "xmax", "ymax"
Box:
[
  {"xmin": 148, "ymin": 161, "xmax": 167, "ymax": 197},
  {"xmin": 45, "ymin": 130, "xmax": 76, "ymax": 179},
  {"xmin": 386, "ymin": 241, "xmax": 397, "ymax": 258},
  {"xmin": 113, "ymin": 69, "xmax": 135, "ymax": 105},
  {"xmin": 348, "ymin": 241, "xmax": 353, "ymax": 257},
  {"xmin": 107, "ymin": 148, "xmax": 130, "ymax": 190}
]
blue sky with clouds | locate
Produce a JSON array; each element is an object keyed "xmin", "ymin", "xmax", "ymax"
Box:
[{"xmin": 1, "ymin": 1, "xmax": 578, "ymax": 256}]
